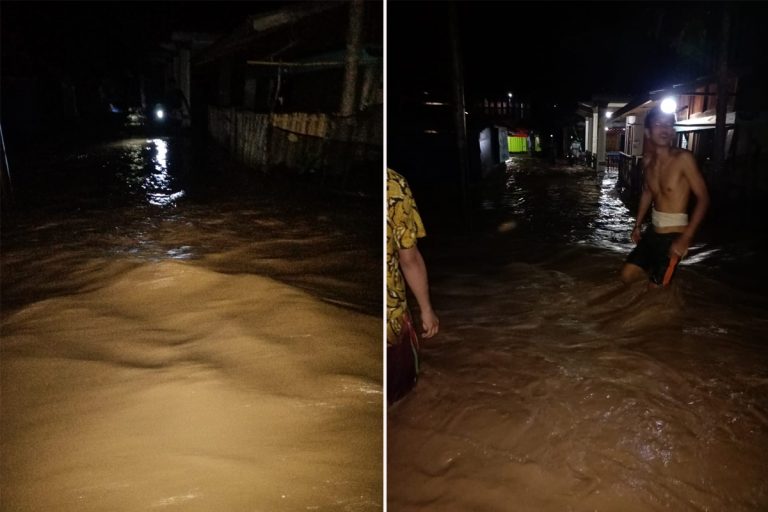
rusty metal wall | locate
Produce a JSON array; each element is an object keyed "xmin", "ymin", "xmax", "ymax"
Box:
[{"xmin": 208, "ymin": 108, "xmax": 382, "ymax": 178}]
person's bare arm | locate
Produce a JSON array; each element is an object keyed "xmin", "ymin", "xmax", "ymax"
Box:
[
  {"xmin": 670, "ymin": 152, "xmax": 709, "ymax": 257},
  {"xmin": 398, "ymin": 246, "xmax": 439, "ymax": 338},
  {"xmin": 632, "ymin": 185, "xmax": 653, "ymax": 243}
]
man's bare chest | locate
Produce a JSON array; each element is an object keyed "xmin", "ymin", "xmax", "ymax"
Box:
[{"xmin": 646, "ymin": 160, "xmax": 685, "ymax": 195}]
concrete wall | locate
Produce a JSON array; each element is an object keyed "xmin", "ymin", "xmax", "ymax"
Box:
[
  {"xmin": 625, "ymin": 114, "xmax": 644, "ymax": 156},
  {"xmin": 478, "ymin": 127, "xmax": 495, "ymax": 175}
]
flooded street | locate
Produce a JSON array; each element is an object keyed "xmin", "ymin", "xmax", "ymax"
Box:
[
  {"xmin": 1, "ymin": 136, "xmax": 382, "ymax": 511},
  {"xmin": 388, "ymin": 156, "xmax": 768, "ymax": 511}
]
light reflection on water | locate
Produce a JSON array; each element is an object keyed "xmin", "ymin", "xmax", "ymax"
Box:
[
  {"xmin": 98, "ymin": 138, "xmax": 188, "ymax": 207},
  {"xmin": 133, "ymin": 138, "xmax": 186, "ymax": 207},
  {"xmin": 391, "ymin": 156, "xmax": 768, "ymax": 512},
  {"xmin": 0, "ymin": 136, "xmax": 382, "ymax": 511},
  {"xmin": 3, "ymin": 136, "xmax": 382, "ymax": 314},
  {"xmin": 592, "ymin": 167, "xmax": 636, "ymax": 252},
  {"xmin": 483, "ymin": 157, "xmax": 708, "ymax": 264}
]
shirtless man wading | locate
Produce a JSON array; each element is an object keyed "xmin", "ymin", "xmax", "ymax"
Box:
[{"xmin": 620, "ymin": 106, "xmax": 710, "ymax": 287}]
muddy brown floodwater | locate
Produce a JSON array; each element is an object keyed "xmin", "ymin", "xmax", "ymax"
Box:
[
  {"xmin": 1, "ymin": 136, "xmax": 382, "ymax": 511},
  {"xmin": 388, "ymin": 157, "xmax": 768, "ymax": 512}
]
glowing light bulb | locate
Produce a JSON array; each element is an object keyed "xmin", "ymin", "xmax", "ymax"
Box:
[{"xmin": 660, "ymin": 97, "xmax": 677, "ymax": 114}]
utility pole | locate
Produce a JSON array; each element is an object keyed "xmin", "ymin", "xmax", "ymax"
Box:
[
  {"xmin": 449, "ymin": 3, "xmax": 470, "ymax": 229},
  {"xmin": 340, "ymin": 0, "xmax": 364, "ymax": 116},
  {"xmin": 713, "ymin": 4, "xmax": 731, "ymax": 176}
]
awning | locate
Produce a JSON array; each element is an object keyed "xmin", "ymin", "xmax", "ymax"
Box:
[{"xmin": 674, "ymin": 111, "xmax": 736, "ymax": 131}]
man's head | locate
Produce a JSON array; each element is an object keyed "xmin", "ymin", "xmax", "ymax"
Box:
[{"xmin": 644, "ymin": 106, "xmax": 676, "ymax": 147}]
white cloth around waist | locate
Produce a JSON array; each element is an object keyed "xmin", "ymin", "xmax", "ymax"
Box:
[{"xmin": 652, "ymin": 208, "xmax": 689, "ymax": 228}]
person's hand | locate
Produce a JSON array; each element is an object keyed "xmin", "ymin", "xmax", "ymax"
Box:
[
  {"xmin": 420, "ymin": 308, "xmax": 439, "ymax": 339},
  {"xmin": 669, "ymin": 235, "xmax": 691, "ymax": 259},
  {"xmin": 631, "ymin": 225, "xmax": 642, "ymax": 244}
]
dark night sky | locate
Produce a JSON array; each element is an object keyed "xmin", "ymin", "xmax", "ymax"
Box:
[
  {"xmin": 1, "ymin": 1, "xmax": 303, "ymax": 138},
  {"xmin": 1, "ymin": 1, "xmax": 287, "ymax": 79},
  {"xmin": 4, "ymin": 1, "xmax": 766, "ymax": 114},
  {"xmin": 388, "ymin": 1, "xmax": 768, "ymax": 106}
]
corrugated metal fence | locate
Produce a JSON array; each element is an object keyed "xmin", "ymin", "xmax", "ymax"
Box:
[{"xmin": 208, "ymin": 108, "xmax": 382, "ymax": 184}]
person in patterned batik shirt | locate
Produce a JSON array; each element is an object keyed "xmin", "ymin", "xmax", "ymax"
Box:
[{"xmin": 387, "ymin": 168, "xmax": 439, "ymax": 404}]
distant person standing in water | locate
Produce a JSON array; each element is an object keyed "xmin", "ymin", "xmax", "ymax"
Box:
[
  {"xmin": 387, "ymin": 168, "xmax": 439, "ymax": 404},
  {"xmin": 620, "ymin": 106, "xmax": 709, "ymax": 287}
]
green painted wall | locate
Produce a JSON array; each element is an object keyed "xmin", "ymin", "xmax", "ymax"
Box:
[{"xmin": 508, "ymin": 136, "xmax": 527, "ymax": 153}]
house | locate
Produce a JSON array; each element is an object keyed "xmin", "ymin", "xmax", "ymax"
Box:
[
  {"xmin": 507, "ymin": 129, "xmax": 537, "ymax": 154},
  {"xmin": 478, "ymin": 125, "xmax": 509, "ymax": 175},
  {"xmin": 472, "ymin": 93, "xmax": 533, "ymax": 176},
  {"xmin": 576, "ymin": 99, "xmax": 630, "ymax": 170},
  {"xmin": 189, "ymin": 1, "xmax": 382, "ymax": 191},
  {"xmin": 607, "ymin": 72, "xmax": 767, "ymax": 203}
]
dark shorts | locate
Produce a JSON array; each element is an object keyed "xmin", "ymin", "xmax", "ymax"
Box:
[{"xmin": 626, "ymin": 229, "xmax": 682, "ymax": 285}]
